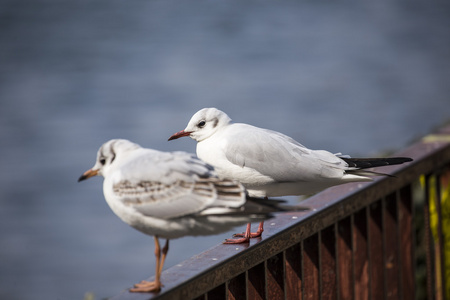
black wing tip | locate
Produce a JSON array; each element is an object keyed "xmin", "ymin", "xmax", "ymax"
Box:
[
  {"xmin": 390, "ymin": 157, "xmax": 413, "ymax": 162},
  {"xmin": 342, "ymin": 156, "xmax": 413, "ymax": 169}
]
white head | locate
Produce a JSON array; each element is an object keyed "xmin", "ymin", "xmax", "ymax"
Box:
[
  {"xmin": 168, "ymin": 108, "xmax": 232, "ymax": 142},
  {"xmin": 78, "ymin": 139, "xmax": 141, "ymax": 181}
]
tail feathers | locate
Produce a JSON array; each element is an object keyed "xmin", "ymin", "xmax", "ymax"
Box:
[{"xmin": 341, "ymin": 157, "xmax": 413, "ymax": 169}]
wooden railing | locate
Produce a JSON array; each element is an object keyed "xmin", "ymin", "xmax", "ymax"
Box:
[{"xmin": 111, "ymin": 124, "xmax": 450, "ymax": 300}]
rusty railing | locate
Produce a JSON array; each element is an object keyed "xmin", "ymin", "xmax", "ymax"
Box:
[{"xmin": 111, "ymin": 124, "xmax": 450, "ymax": 300}]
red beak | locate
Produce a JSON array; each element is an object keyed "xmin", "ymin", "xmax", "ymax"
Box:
[{"xmin": 168, "ymin": 130, "xmax": 192, "ymax": 141}]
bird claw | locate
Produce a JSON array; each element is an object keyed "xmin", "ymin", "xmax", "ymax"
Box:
[
  {"xmin": 223, "ymin": 237, "xmax": 250, "ymax": 244},
  {"xmin": 129, "ymin": 280, "xmax": 161, "ymax": 293},
  {"xmin": 225, "ymin": 222, "xmax": 264, "ymax": 243}
]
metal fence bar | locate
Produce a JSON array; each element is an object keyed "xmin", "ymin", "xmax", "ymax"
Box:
[
  {"xmin": 285, "ymin": 242, "xmax": 302, "ymax": 300},
  {"xmin": 369, "ymin": 200, "xmax": 384, "ymax": 300},
  {"xmin": 353, "ymin": 207, "xmax": 369, "ymax": 300},
  {"xmin": 337, "ymin": 217, "xmax": 352, "ymax": 300},
  {"xmin": 424, "ymin": 174, "xmax": 436, "ymax": 300},
  {"xmin": 320, "ymin": 225, "xmax": 337, "ymax": 300},
  {"xmin": 434, "ymin": 170, "xmax": 447, "ymax": 300},
  {"xmin": 266, "ymin": 252, "xmax": 284, "ymax": 300},
  {"xmin": 398, "ymin": 185, "xmax": 414, "ymax": 300},
  {"xmin": 110, "ymin": 125, "xmax": 450, "ymax": 300},
  {"xmin": 303, "ymin": 234, "xmax": 319, "ymax": 300},
  {"xmin": 248, "ymin": 261, "xmax": 265, "ymax": 300},
  {"xmin": 384, "ymin": 192, "xmax": 400, "ymax": 300}
]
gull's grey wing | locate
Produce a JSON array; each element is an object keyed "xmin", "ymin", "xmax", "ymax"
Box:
[
  {"xmin": 113, "ymin": 177, "xmax": 246, "ymax": 219},
  {"xmin": 119, "ymin": 149, "xmax": 216, "ymax": 184},
  {"xmin": 111, "ymin": 149, "xmax": 246, "ymax": 219},
  {"xmin": 225, "ymin": 124, "xmax": 349, "ymax": 182}
]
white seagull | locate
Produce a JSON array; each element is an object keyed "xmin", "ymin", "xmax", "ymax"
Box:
[
  {"xmin": 78, "ymin": 139, "xmax": 294, "ymax": 293},
  {"xmin": 168, "ymin": 108, "xmax": 413, "ymax": 240}
]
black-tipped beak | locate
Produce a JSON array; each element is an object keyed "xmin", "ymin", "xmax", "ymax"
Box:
[
  {"xmin": 78, "ymin": 169, "xmax": 98, "ymax": 182},
  {"xmin": 168, "ymin": 130, "xmax": 192, "ymax": 141}
]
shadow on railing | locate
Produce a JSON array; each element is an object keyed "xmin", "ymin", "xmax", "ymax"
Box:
[{"xmin": 111, "ymin": 124, "xmax": 450, "ymax": 300}]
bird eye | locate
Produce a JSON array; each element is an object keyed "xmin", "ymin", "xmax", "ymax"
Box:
[
  {"xmin": 100, "ymin": 158, "xmax": 106, "ymax": 165},
  {"xmin": 198, "ymin": 120, "xmax": 206, "ymax": 128}
]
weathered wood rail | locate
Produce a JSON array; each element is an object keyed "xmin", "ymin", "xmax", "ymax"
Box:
[{"xmin": 111, "ymin": 124, "xmax": 450, "ymax": 300}]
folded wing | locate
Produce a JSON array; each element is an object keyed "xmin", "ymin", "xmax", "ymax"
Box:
[{"xmin": 111, "ymin": 149, "xmax": 247, "ymax": 219}]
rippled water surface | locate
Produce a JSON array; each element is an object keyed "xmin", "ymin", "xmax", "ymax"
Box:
[{"xmin": 1, "ymin": 0, "xmax": 449, "ymax": 299}]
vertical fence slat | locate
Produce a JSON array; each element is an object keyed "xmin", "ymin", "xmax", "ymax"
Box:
[
  {"xmin": 303, "ymin": 234, "xmax": 319, "ymax": 300},
  {"xmin": 337, "ymin": 217, "xmax": 353, "ymax": 300},
  {"xmin": 424, "ymin": 175, "xmax": 436, "ymax": 300},
  {"xmin": 369, "ymin": 200, "xmax": 384, "ymax": 300},
  {"xmin": 267, "ymin": 252, "xmax": 284, "ymax": 300},
  {"xmin": 248, "ymin": 262, "xmax": 266, "ymax": 300},
  {"xmin": 353, "ymin": 208, "xmax": 369, "ymax": 300},
  {"xmin": 384, "ymin": 193, "xmax": 400, "ymax": 300},
  {"xmin": 285, "ymin": 243, "xmax": 302, "ymax": 300},
  {"xmin": 228, "ymin": 272, "xmax": 246, "ymax": 300},
  {"xmin": 434, "ymin": 171, "xmax": 447, "ymax": 299},
  {"xmin": 440, "ymin": 167, "xmax": 450, "ymax": 300},
  {"xmin": 320, "ymin": 225, "xmax": 337, "ymax": 300},
  {"xmin": 399, "ymin": 185, "xmax": 414, "ymax": 300}
]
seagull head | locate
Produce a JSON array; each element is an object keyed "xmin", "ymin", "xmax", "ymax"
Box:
[
  {"xmin": 168, "ymin": 108, "xmax": 232, "ymax": 142},
  {"xmin": 78, "ymin": 139, "xmax": 140, "ymax": 182}
]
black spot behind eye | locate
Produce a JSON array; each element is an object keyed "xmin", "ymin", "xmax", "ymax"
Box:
[
  {"xmin": 212, "ymin": 118, "xmax": 219, "ymax": 128},
  {"xmin": 198, "ymin": 120, "xmax": 206, "ymax": 128}
]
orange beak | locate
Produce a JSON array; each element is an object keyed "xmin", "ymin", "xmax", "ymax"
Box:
[
  {"xmin": 168, "ymin": 130, "xmax": 192, "ymax": 141},
  {"xmin": 78, "ymin": 169, "xmax": 99, "ymax": 182}
]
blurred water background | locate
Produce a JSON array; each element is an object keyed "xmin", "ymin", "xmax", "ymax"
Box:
[{"xmin": 1, "ymin": 0, "xmax": 449, "ymax": 299}]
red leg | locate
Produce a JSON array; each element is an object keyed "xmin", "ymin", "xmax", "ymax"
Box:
[
  {"xmin": 254, "ymin": 221, "xmax": 264, "ymax": 237},
  {"xmin": 158, "ymin": 240, "xmax": 169, "ymax": 275},
  {"xmin": 130, "ymin": 236, "xmax": 165, "ymax": 293},
  {"xmin": 233, "ymin": 221, "xmax": 264, "ymax": 238},
  {"xmin": 232, "ymin": 197, "xmax": 268, "ymax": 239}
]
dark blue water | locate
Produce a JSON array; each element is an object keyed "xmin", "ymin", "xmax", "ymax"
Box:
[{"xmin": 1, "ymin": 0, "xmax": 449, "ymax": 299}]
